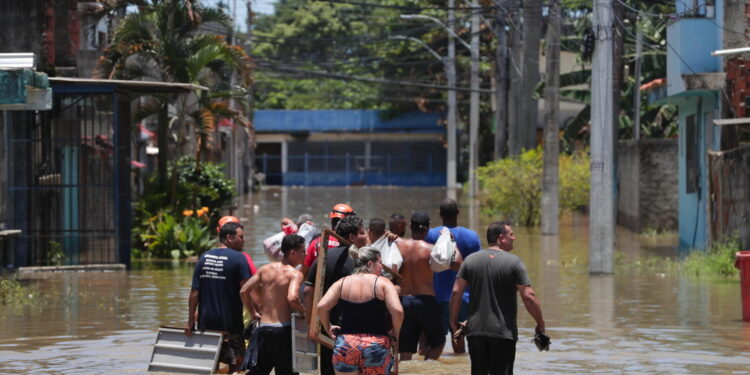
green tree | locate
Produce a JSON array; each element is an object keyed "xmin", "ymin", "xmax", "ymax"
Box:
[{"xmin": 95, "ymin": 0, "xmax": 254, "ymax": 177}]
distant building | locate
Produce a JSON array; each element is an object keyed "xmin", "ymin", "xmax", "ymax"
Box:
[
  {"xmin": 661, "ymin": 0, "xmax": 750, "ymax": 250},
  {"xmin": 254, "ymin": 110, "xmax": 446, "ymax": 186}
]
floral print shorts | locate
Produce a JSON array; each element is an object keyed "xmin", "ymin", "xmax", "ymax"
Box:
[{"xmin": 332, "ymin": 333, "xmax": 393, "ymax": 375}]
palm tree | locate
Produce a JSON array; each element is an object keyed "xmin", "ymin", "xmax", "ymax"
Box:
[{"xmin": 94, "ymin": 0, "xmax": 254, "ymax": 185}]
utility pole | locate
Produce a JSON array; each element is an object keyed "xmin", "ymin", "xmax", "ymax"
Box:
[
  {"xmin": 541, "ymin": 0, "xmax": 561, "ymax": 235},
  {"xmin": 468, "ymin": 0, "xmax": 480, "ymax": 198},
  {"xmin": 447, "ymin": 0, "xmax": 458, "ymax": 199},
  {"xmin": 493, "ymin": 3, "xmax": 508, "ymax": 160},
  {"xmin": 632, "ymin": 24, "xmax": 643, "ymax": 140},
  {"xmin": 589, "ymin": 0, "xmax": 615, "ymax": 274}
]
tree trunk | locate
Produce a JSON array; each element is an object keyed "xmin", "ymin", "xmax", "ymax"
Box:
[
  {"xmin": 541, "ymin": 0, "xmax": 561, "ymax": 235},
  {"xmin": 508, "ymin": 0, "xmax": 523, "ymax": 156},
  {"xmin": 521, "ymin": 0, "xmax": 542, "ymax": 151},
  {"xmin": 494, "ymin": 3, "xmax": 508, "ymax": 160},
  {"xmin": 157, "ymin": 101, "xmax": 169, "ymax": 189}
]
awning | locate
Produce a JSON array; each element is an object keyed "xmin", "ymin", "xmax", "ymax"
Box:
[
  {"xmin": 49, "ymin": 77, "xmax": 207, "ymax": 93},
  {"xmin": 713, "ymin": 117, "xmax": 750, "ymax": 126}
]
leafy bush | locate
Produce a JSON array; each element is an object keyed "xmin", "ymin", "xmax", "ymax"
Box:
[
  {"xmin": 132, "ymin": 157, "xmax": 234, "ymax": 259},
  {"xmin": 0, "ymin": 279, "xmax": 38, "ymax": 306},
  {"xmin": 137, "ymin": 210, "xmax": 216, "ymax": 259},
  {"xmin": 681, "ymin": 237, "xmax": 741, "ymax": 278},
  {"xmin": 477, "ymin": 147, "xmax": 590, "ymax": 226}
]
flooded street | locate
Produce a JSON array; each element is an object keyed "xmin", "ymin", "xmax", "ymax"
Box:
[{"xmin": 1, "ymin": 187, "xmax": 749, "ymax": 374}]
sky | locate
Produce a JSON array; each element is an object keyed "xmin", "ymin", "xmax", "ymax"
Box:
[{"xmin": 203, "ymin": 0, "xmax": 278, "ymax": 30}]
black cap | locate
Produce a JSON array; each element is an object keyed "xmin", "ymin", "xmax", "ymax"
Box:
[{"xmin": 410, "ymin": 211, "xmax": 430, "ymax": 230}]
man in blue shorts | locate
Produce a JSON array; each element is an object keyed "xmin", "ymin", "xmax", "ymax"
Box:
[{"xmin": 424, "ymin": 198, "xmax": 481, "ymax": 353}]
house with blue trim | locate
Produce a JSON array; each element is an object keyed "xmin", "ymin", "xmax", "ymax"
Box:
[
  {"xmin": 254, "ymin": 110, "xmax": 447, "ymax": 186},
  {"xmin": 663, "ymin": 0, "xmax": 750, "ymax": 250}
]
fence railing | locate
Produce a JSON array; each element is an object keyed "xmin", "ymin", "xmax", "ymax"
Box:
[{"xmin": 258, "ymin": 153, "xmax": 445, "ymax": 186}]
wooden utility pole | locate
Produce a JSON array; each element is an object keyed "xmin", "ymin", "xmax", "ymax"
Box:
[
  {"xmin": 521, "ymin": 0, "xmax": 542, "ymax": 151},
  {"xmin": 447, "ymin": 0, "xmax": 457, "ymax": 199},
  {"xmin": 541, "ymin": 0, "xmax": 561, "ymax": 235},
  {"xmin": 493, "ymin": 1, "xmax": 508, "ymax": 159},
  {"xmin": 589, "ymin": 0, "xmax": 615, "ymax": 274},
  {"xmin": 632, "ymin": 25, "xmax": 643, "ymax": 140},
  {"xmin": 468, "ymin": 0, "xmax": 480, "ymax": 197},
  {"xmin": 508, "ymin": 0, "xmax": 522, "ymax": 156}
]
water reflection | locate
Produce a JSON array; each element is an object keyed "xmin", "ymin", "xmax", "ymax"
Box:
[{"xmin": 1, "ymin": 187, "xmax": 748, "ymax": 374}]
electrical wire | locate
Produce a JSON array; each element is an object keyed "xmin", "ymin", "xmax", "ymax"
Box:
[{"xmin": 313, "ymin": 0, "xmax": 498, "ymax": 12}]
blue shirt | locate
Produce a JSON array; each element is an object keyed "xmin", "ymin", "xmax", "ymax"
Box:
[
  {"xmin": 191, "ymin": 248, "xmax": 251, "ymax": 335},
  {"xmin": 425, "ymin": 226, "xmax": 481, "ymax": 303}
]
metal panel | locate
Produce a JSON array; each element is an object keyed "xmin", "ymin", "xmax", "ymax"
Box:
[
  {"xmin": 9, "ymin": 91, "xmax": 119, "ymax": 266},
  {"xmin": 291, "ymin": 313, "xmax": 318, "ymax": 373},
  {"xmin": 148, "ymin": 327, "xmax": 223, "ymax": 374}
]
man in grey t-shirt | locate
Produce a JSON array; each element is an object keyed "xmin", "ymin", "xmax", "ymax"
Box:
[{"xmin": 449, "ymin": 221, "xmax": 545, "ymax": 375}]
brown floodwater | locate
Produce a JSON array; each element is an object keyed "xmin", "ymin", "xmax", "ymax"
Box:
[{"xmin": 1, "ymin": 187, "xmax": 749, "ymax": 374}]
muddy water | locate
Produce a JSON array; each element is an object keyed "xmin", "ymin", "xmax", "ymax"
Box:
[{"xmin": 1, "ymin": 187, "xmax": 749, "ymax": 374}]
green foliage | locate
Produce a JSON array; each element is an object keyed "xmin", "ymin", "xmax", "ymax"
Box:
[
  {"xmin": 0, "ymin": 279, "xmax": 38, "ymax": 306},
  {"xmin": 682, "ymin": 238, "xmax": 741, "ymax": 278},
  {"xmin": 477, "ymin": 147, "xmax": 590, "ymax": 226},
  {"xmin": 47, "ymin": 241, "xmax": 64, "ymax": 266},
  {"xmin": 138, "ymin": 211, "xmax": 215, "ymax": 259},
  {"xmin": 615, "ymin": 237, "xmax": 740, "ymax": 278},
  {"xmin": 132, "ymin": 157, "xmax": 233, "ymax": 258}
]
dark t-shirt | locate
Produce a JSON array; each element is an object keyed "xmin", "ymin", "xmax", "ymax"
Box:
[
  {"xmin": 305, "ymin": 245, "xmax": 354, "ymax": 324},
  {"xmin": 457, "ymin": 249, "xmax": 531, "ymax": 341},
  {"xmin": 191, "ymin": 248, "xmax": 250, "ymax": 335}
]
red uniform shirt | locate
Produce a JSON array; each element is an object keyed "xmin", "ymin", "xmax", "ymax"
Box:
[{"xmin": 303, "ymin": 235, "xmax": 340, "ymax": 268}]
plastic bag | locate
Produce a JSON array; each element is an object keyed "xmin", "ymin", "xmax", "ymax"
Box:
[
  {"xmin": 370, "ymin": 234, "xmax": 403, "ymax": 270},
  {"xmin": 296, "ymin": 222, "xmax": 320, "ymax": 249},
  {"xmin": 262, "ymin": 231, "xmax": 285, "ymax": 261},
  {"xmin": 429, "ymin": 227, "xmax": 455, "ymax": 272}
]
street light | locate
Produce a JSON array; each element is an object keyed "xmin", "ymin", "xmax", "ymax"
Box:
[
  {"xmin": 400, "ymin": 3, "xmax": 480, "ymax": 198},
  {"xmin": 390, "ymin": 34, "xmax": 456, "ymax": 198}
]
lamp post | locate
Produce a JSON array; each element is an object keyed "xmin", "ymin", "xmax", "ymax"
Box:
[{"xmin": 401, "ymin": 2, "xmax": 477, "ymax": 199}]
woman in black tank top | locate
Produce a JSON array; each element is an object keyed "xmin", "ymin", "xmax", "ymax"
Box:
[{"xmin": 318, "ymin": 246, "xmax": 404, "ymax": 375}]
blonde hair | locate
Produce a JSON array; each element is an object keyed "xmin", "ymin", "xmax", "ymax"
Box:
[{"xmin": 348, "ymin": 246, "xmax": 381, "ymax": 274}]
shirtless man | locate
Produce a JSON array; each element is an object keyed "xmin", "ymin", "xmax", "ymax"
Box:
[
  {"xmin": 240, "ymin": 234, "xmax": 306, "ymax": 375},
  {"xmin": 397, "ymin": 212, "xmax": 462, "ymax": 360}
]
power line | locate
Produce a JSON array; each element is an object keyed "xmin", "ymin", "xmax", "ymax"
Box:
[
  {"xmin": 313, "ymin": 0, "xmax": 498, "ymax": 12},
  {"xmin": 255, "ymin": 61, "xmax": 495, "ymax": 93}
]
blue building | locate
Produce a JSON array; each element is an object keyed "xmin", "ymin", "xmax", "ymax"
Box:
[
  {"xmin": 254, "ymin": 110, "xmax": 447, "ymax": 186},
  {"xmin": 664, "ymin": 0, "xmax": 750, "ymax": 250}
]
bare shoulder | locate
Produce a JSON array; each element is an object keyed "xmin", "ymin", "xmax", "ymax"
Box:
[
  {"xmin": 416, "ymin": 240, "xmax": 432, "ymax": 255},
  {"xmin": 376, "ymin": 274, "xmax": 395, "ymax": 288},
  {"xmin": 397, "ymin": 238, "xmax": 414, "ymax": 251}
]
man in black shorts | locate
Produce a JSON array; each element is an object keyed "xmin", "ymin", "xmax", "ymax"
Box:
[
  {"xmin": 240, "ymin": 234, "xmax": 306, "ymax": 375},
  {"xmin": 450, "ymin": 221, "xmax": 545, "ymax": 375},
  {"xmin": 397, "ymin": 212, "xmax": 459, "ymax": 360}
]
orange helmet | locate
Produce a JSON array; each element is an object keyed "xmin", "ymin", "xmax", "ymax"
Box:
[
  {"xmin": 329, "ymin": 203, "xmax": 355, "ymax": 219},
  {"xmin": 217, "ymin": 215, "xmax": 241, "ymax": 233}
]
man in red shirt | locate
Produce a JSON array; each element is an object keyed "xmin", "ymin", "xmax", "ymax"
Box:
[{"xmin": 299, "ymin": 203, "xmax": 355, "ymax": 278}]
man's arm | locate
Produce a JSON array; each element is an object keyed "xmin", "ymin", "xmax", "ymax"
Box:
[
  {"xmin": 517, "ymin": 284, "xmax": 545, "ymax": 334},
  {"xmin": 185, "ymin": 288, "xmax": 199, "ymax": 336},
  {"xmin": 450, "ymin": 244, "xmax": 464, "ymax": 271},
  {"xmin": 288, "ymin": 271, "xmax": 305, "ymax": 314},
  {"xmin": 449, "ymin": 277, "xmax": 468, "ymax": 333},
  {"xmin": 240, "ymin": 271, "xmax": 262, "ymax": 313}
]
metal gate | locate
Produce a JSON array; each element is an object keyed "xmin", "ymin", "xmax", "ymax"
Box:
[{"xmin": 8, "ymin": 91, "xmax": 122, "ymax": 267}]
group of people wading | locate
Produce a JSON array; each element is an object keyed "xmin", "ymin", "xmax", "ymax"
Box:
[{"xmin": 186, "ymin": 198, "xmax": 546, "ymax": 375}]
